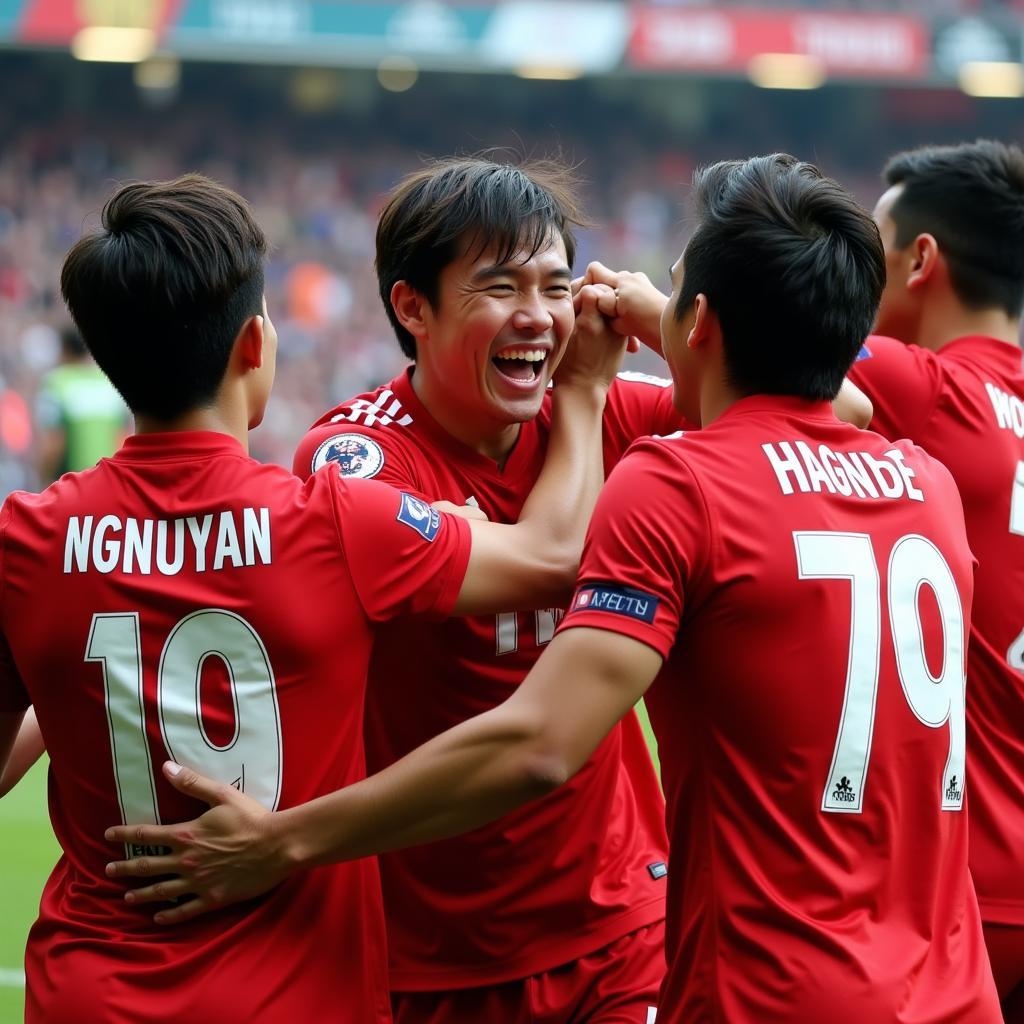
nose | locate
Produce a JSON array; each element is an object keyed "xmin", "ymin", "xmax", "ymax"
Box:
[{"xmin": 510, "ymin": 289, "xmax": 554, "ymax": 334}]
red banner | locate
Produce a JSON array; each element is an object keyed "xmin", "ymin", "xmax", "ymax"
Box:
[{"xmin": 628, "ymin": 6, "xmax": 929, "ymax": 78}]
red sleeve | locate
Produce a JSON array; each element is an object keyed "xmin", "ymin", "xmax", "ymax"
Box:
[
  {"xmin": 558, "ymin": 439, "xmax": 712, "ymax": 657},
  {"xmin": 601, "ymin": 372, "xmax": 694, "ymax": 468},
  {"xmin": 292, "ymin": 423, "xmax": 429, "ymax": 501},
  {"xmin": 323, "ymin": 471, "xmax": 472, "ymax": 623},
  {"xmin": 847, "ymin": 335, "xmax": 946, "ymax": 441},
  {"xmin": 0, "ymin": 498, "xmax": 28, "ymax": 713}
]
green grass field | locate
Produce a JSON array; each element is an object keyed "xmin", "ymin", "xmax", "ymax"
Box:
[
  {"xmin": 0, "ymin": 706, "xmax": 659, "ymax": 1021},
  {"xmin": 0, "ymin": 759, "xmax": 58, "ymax": 1023}
]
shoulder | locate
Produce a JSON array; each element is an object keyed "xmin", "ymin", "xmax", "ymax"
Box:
[{"xmin": 294, "ymin": 379, "xmax": 419, "ymax": 482}]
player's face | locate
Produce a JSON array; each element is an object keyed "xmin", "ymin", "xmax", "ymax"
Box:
[
  {"xmin": 872, "ymin": 185, "xmax": 919, "ymax": 341},
  {"xmin": 660, "ymin": 256, "xmax": 701, "ymax": 422},
  {"xmin": 416, "ymin": 232, "xmax": 574, "ymax": 431}
]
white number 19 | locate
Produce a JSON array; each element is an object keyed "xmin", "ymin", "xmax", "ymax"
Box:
[
  {"xmin": 88, "ymin": 609, "xmax": 282, "ymax": 838},
  {"xmin": 795, "ymin": 532, "xmax": 966, "ymax": 814}
]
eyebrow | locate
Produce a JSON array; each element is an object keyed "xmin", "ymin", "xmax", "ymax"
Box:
[{"xmin": 470, "ymin": 263, "xmax": 572, "ymax": 285}]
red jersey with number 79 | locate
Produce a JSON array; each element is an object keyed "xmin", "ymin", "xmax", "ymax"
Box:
[
  {"xmin": 294, "ymin": 368, "xmax": 678, "ymax": 990},
  {"xmin": 560, "ymin": 395, "xmax": 999, "ymax": 1023},
  {"xmin": 849, "ymin": 334, "xmax": 1024, "ymax": 926},
  {"xmin": 0, "ymin": 431, "xmax": 471, "ymax": 1024}
]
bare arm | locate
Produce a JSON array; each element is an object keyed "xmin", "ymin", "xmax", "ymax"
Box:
[
  {"xmin": 449, "ymin": 284, "xmax": 628, "ymax": 614},
  {"xmin": 104, "ymin": 629, "xmax": 662, "ymax": 922},
  {"xmin": 0, "ymin": 707, "xmax": 35, "ymax": 798}
]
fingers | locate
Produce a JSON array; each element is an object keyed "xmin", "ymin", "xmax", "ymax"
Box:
[
  {"xmin": 626, "ymin": 336, "xmax": 640, "ymax": 354},
  {"xmin": 583, "ymin": 261, "xmax": 618, "ymax": 288},
  {"xmin": 161, "ymin": 761, "xmax": 232, "ymax": 807},
  {"xmin": 105, "ymin": 853, "xmax": 180, "ymax": 879},
  {"xmin": 123, "ymin": 877, "xmax": 194, "ymax": 906},
  {"xmin": 154, "ymin": 897, "xmax": 214, "ymax": 926},
  {"xmin": 576, "ymin": 283, "xmax": 616, "ymax": 321},
  {"xmin": 105, "ymin": 822, "xmax": 180, "ymax": 848}
]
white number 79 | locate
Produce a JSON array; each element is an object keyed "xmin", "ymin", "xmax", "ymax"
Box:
[{"xmin": 795, "ymin": 532, "xmax": 966, "ymax": 814}]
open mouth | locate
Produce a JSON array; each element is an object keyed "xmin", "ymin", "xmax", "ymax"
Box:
[{"xmin": 491, "ymin": 348, "xmax": 549, "ymax": 383}]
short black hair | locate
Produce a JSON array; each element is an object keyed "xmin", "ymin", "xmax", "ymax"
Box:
[
  {"xmin": 376, "ymin": 157, "xmax": 587, "ymax": 359},
  {"xmin": 676, "ymin": 154, "xmax": 884, "ymax": 402},
  {"xmin": 884, "ymin": 140, "xmax": 1024, "ymax": 318},
  {"xmin": 61, "ymin": 174, "xmax": 266, "ymax": 420}
]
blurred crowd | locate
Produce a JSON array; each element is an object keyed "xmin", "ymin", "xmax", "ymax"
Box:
[
  {"xmin": 0, "ymin": 52, "xmax": 1020, "ymax": 492},
  {"xmin": 650, "ymin": 0, "xmax": 1024, "ymax": 13}
]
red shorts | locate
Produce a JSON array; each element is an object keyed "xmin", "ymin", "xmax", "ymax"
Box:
[
  {"xmin": 983, "ymin": 922, "xmax": 1024, "ymax": 1022},
  {"xmin": 391, "ymin": 921, "xmax": 665, "ymax": 1024}
]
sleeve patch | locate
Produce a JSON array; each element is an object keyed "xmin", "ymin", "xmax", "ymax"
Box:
[
  {"xmin": 312, "ymin": 433, "xmax": 385, "ymax": 479},
  {"xmin": 396, "ymin": 493, "xmax": 441, "ymax": 542},
  {"xmin": 570, "ymin": 583, "xmax": 659, "ymax": 623}
]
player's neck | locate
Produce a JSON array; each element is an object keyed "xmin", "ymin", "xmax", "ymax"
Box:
[
  {"xmin": 411, "ymin": 370, "xmax": 521, "ymax": 465},
  {"xmin": 914, "ymin": 300, "xmax": 1021, "ymax": 353},
  {"xmin": 133, "ymin": 406, "xmax": 250, "ymax": 452}
]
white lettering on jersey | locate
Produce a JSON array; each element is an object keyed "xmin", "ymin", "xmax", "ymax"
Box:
[
  {"xmin": 985, "ymin": 382, "xmax": 1024, "ymax": 438},
  {"xmin": 64, "ymin": 508, "xmax": 272, "ymax": 575},
  {"xmin": 762, "ymin": 442, "xmax": 924, "ymax": 502},
  {"xmin": 311, "ymin": 433, "xmax": 385, "ymax": 480},
  {"xmin": 329, "ymin": 390, "xmax": 413, "ymax": 429}
]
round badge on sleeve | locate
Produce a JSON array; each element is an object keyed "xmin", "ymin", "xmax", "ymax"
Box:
[{"xmin": 312, "ymin": 433, "xmax": 385, "ymax": 479}]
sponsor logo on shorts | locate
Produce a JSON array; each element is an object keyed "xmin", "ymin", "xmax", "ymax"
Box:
[
  {"xmin": 312, "ymin": 433, "xmax": 385, "ymax": 479},
  {"xmin": 397, "ymin": 493, "xmax": 441, "ymax": 542},
  {"xmin": 571, "ymin": 583, "xmax": 659, "ymax": 623}
]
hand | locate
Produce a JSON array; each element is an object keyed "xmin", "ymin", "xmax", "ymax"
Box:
[
  {"xmin": 571, "ymin": 262, "xmax": 668, "ymax": 355},
  {"xmin": 432, "ymin": 500, "xmax": 489, "ymax": 521},
  {"xmin": 104, "ymin": 761, "xmax": 291, "ymax": 925},
  {"xmin": 833, "ymin": 378, "xmax": 873, "ymax": 429},
  {"xmin": 554, "ymin": 283, "xmax": 629, "ymax": 392}
]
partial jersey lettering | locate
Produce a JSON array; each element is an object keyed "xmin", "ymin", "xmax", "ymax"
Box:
[
  {"xmin": 762, "ymin": 442, "xmax": 924, "ymax": 502},
  {"xmin": 64, "ymin": 508, "xmax": 272, "ymax": 575}
]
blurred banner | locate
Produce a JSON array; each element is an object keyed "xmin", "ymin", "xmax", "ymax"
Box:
[
  {"xmin": 1, "ymin": 1, "xmax": 1021, "ymax": 84},
  {"xmin": 627, "ymin": 6, "xmax": 929, "ymax": 79}
]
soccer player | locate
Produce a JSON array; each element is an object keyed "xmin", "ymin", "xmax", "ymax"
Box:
[
  {"xmin": 845, "ymin": 140, "xmax": 1024, "ymax": 1019},
  {"xmin": 110, "ymin": 154, "xmax": 1001, "ymax": 1023},
  {"xmin": 0, "ymin": 173, "xmax": 625, "ymax": 1023}
]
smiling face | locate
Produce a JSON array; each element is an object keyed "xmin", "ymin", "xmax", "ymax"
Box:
[{"xmin": 412, "ymin": 231, "xmax": 575, "ymax": 445}]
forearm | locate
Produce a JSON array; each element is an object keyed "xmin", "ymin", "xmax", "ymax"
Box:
[
  {"xmin": 273, "ymin": 700, "xmax": 561, "ymax": 868},
  {"xmin": 0, "ymin": 707, "xmax": 39, "ymax": 798},
  {"xmin": 517, "ymin": 383, "xmax": 607, "ymax": 561}
]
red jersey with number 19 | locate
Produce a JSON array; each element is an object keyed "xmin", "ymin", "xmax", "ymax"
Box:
[
  {"xmin": 294, "ymin": 369, "xmax": 678, "ymax": 990},
  {"xmin": 561, "ymin": 396, "xmax": 1000, "ymax": 1023},
  {"xmin": 849, "ymin": 334, "xmax": 1024, "ymax": 926},
  {"xmin": 0, "ymin": 431, "xmax": 471, "ymax": 1024}
]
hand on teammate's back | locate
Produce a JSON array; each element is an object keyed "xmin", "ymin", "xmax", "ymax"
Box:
[
  {"xmin": 105, "ymin": 761, "xmax": 289, "ymax": 925},
  {"xmin": 555, "ymin": 282, "xmax": 629, "ymax": 391}
]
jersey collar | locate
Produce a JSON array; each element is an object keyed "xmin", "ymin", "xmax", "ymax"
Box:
[
  {"xmin": 712, "ymin": 393, "xmax": 835, "ymax": 425},
  {"xmin": 113, "ymin": 431, "xmax": 248, "ymax": 462}
]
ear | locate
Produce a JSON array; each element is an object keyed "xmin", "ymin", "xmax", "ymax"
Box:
[
  {"xmin": 906, "ymin": 233, "xmax": 939, "ymax": 291},
  {"xmin": 235, "ymin": 314, "xmax": 265, "ymax": 371},
  {"xmin": 390, "ymin": 281, "xmax": 431, "ymax": 342},
  {"xmin": 687, "ymin": 294, "xmax": 713, "ymax": 350}
]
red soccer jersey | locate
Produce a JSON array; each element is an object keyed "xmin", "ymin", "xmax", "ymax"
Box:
[
  {"xmin": 0, "ymin": 431, "xmax": 471, "ymax": 1024},
  {"xmin": 850, "ymin": 334, "xmax": 1024, "ymax": 926},
  {"xmin": 294, "ymin": 369, "xmax": 680, "ymax": 989},
  {"xmin": 561, "ymin": 395, "xmax": 1000, "ymax": 1023}
]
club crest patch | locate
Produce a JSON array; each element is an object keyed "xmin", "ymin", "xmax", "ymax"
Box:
[
  {"xmin": 312, "ymin": 433, "xmax": 385, "ymax": 479},
  {"xmin": 396, "ymin": 493, "xmax": 441, "ymax": 542},
  {"xmin": 571, "ymin": 583, "xmax": 659, "ymax": 623}
]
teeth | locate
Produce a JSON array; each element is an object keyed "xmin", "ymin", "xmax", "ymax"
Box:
[{"xmin": 495, "ymin": 349, "xmax": 546, "ymax": 362}]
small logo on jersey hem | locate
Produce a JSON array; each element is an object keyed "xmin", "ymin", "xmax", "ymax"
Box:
[
  {"xmin": 831, "ymin": 776, "xmax": 857, "ymax": 804},
  {"xmin": 397, "ymin": 493, "xmax": 441, "ymax": 542},
  {"xmin": 570, "ymin": 583, "xmax": 659, "ymax": 623},
  {"xmin": 312, "ymin": 433, "xmax": 385, "ymax": 479},
  {"xmin": 945, "ymin": 775, "xmax": 963, "ymax": 803},
  {"xmin": 647, "ymin": 861, "xmax": 668, "ymax": 880}
]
